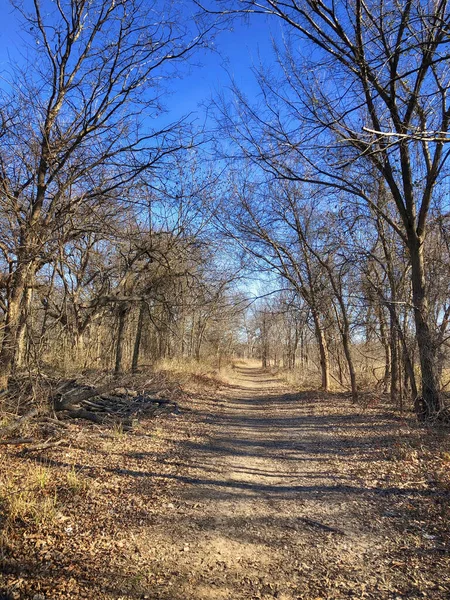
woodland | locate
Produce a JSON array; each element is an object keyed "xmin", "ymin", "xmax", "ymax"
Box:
[
  {"xmin": 0, "ymin": 1, "xmax": 450, "ymax": 598},
  {"xmin": 0, "ymin": 0, "xmax": 449, "ymax": 419}
]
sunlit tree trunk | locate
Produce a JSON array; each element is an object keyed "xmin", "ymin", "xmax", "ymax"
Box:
[
  {"xmin": 408, "ymin": 235, "xmax": 441, "ymax": 417},
  {"xmin": 313, "ymin": 312, "xmax": 329, "ymax": 391}
]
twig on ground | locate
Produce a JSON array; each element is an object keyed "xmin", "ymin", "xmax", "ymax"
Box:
[
  {"xmin": 21, "ymin": 437, "xmax": 65, "ymax": 452},
  {"xmin": 0, "ymin": 437, "xmax": 34, "ymax": 445},
  {"xmin": 297, "ymin": 517, "xmax": 346, "ymax": 536}
]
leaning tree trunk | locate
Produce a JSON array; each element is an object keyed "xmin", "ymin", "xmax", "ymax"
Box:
[{"xmin": 408, "ymin": 235, "xmax": 441, "ymax": 418}]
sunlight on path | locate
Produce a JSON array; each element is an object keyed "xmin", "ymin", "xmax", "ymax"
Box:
[{"xmin": 145, "ymin": 365, "xmax": 403, "ymax": 600}]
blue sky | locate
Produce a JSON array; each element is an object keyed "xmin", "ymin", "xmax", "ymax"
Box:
[
  {"xmin": 0, "ymin": 4, "xmax": 21, "ymax": 63},
  {"xmin": 0, "ymin": 1, "xmax": 282, "ymax": 125},
  {"xmin": 166, "ymin": 14, "xmax": 283, "ymax": 121}
]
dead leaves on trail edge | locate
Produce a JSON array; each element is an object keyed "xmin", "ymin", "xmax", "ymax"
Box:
[
  {"xmin": 0, "ymin": 372, "xmax": 449, "ymax": 600},
  {"xmin": 0, "ymin": 407, "xmax": 194, "ymax": 600}
]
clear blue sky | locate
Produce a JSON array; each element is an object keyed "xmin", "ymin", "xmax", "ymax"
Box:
[
  {"xmin": 0, "ymin": 1, "xmax": 283, "ymax": 125},
  {"xmin": 165, "ymin": 14, "xmax": 283, "ymax": 122}
]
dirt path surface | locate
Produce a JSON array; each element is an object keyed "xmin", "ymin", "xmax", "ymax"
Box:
[
  {"xmin": 1, "ymin": 365, "xmax": 449, "ymax": 599},
  {"xmin": 145, "ymin": 366, "xmax": 449, "ymax": 600}
]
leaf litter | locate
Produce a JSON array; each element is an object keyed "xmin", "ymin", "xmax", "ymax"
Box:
[{"xmin": 0, "ymin": 365, "xmax": 449, "ymax": 599}]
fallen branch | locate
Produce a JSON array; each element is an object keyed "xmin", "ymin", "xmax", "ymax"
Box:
[
  {"xmin": 0, "ymin": 437, "xmax": 34, "ymax": 445},
  {"xmin": 41, "ymin": 416, "xmax": 71, "ymax": 429},
  {"xmin": 55, "ymin": 383, "xmax": 116, "ymax": 411},
  {"xmin": 0, "ymin": 407, "xmax": 43, "ymax": 438},
  {"xmin": 51, "ymin": 380, "xmax": 181, "ymax": 430},
  {"xmin": 21, "ymin": 438, "xmax": 66, "ymax": 452},
  {"xmin": 65, "ymin": 409, "xmax": 106, "ymax": 424}
]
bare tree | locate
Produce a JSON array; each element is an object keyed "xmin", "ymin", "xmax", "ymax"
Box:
[
  {"xmin": 211, "ymin": 0, "xmax": 450, "ymax": 417},
  {"xmin": 0, "ymin": 0, "xmax": 213, "ymax": 388},
  {"xmin": 220, "ymin": 175, "xmax": 334, "ymax": 390}
]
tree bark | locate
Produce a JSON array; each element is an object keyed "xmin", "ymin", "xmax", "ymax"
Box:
[
  {"xmin": 339, "ymin": 321, "xmax": 357, "ymax": 402},
  {"xmin": 15, "ymin": 286, "xmax": 33, "ymax": 370},
  {"xmin": 408, "ymin": 235, "xmax": 441, "ymax": 417},
  {"xmin": 131, "ymin": 303, "xmax": 145, "ymax": 373},
  {"xmin": 0, "ymin": 257, "xmax": 32, "ymax": 389},
  {"xmin": 313, "ymin": 312, "xmax": 329, "ymax": 391},
  {"xmin": 378, "ymin": 306, "xmax": 391, "ymax": 393}
]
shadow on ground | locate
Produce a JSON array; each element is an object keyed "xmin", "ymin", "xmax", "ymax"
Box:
[{"xmin": 7, "ymin": 366, "xmax": 449, "ymax": 600}]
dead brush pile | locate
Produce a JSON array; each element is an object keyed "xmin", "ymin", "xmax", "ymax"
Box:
[{"xmin": 0, "ymin": 370, "xmax": 185, "ymax": 451}]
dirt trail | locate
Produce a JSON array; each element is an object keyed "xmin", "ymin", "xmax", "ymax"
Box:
[
  {"xmin": 3, "ymin": 365, "xmax": 448, "ymax": 599},
  {"xmin": 144, "ymin": 365, "xmax": 448, "ymax": 600}
]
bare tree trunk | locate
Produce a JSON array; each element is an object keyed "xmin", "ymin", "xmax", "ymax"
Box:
[
  {"xmin": 74, "ymin": 333, "xmax": 85, "ymax": 367},
  {"xmin": 15, "ymin": 286, "xmax": 33, "ymax": 370},
  {"xmin": 300, "ymin": 330, "xmax": 307, "ymax": 368},
  {"xmin": 389, "ymin": 310, "xmax": 399, "ymax": 405},
  {"xmin": 387, "ymin": 302, "xmax": 418, "ymax": 402},
  {"xmin": 114, "ymin": 305, "xmax": 128, "ymax": 376},
  {"xmin": 261, "ymin": 312, "xmax": 268, "ymax": 369},
  {"xmin": 0, "ymin": 261, "xmax": 31, "ymax": 389},
  {"xmin": 324, "ymin": 270, "xmax": 357, "ymax": 401},
  {"xmin": 292, "ymin": 325, "xmax": 299, "ymax": 369},
  {"xmin": 336, "ymin": 347, "xmax": 344, "ymax": 387},
  {"xmin": 131, "ymin": 303, "xmax": 145, "ymax": 373},
  {"xmin": 313, "ymin": 312, "xmax": 329, "ymax": 391},
  {"xmin": 341, "ymin": 327, "xmax": 357, "ymax": 402},
  {"xmin": 378, "ymin": 306, "xmax": 391, "ymax": 393},
  {"xmin": 408, "ymin": 237, "xmax": 441, "ymax": 418},
  {"xmin": 95, "ymin": 318, "xmax": 104, "ymax": 368}
]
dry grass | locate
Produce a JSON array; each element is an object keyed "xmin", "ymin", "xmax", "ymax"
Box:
[
  {"xmin": 154, "ymin": 357, "xmax": 235, "ymax": 391},
  {"xmin": 0, "ymin": 458, "xmax": 93, "ymax": 535},
  {"xmin": 65, "ymin": 466, "xmax": 89, "ymax": 494},
  {"xmin": 0, "ymin": 464, "xmax": 58, "ymax": 527},
  {"xmin": 274, "ymin": 365, "xmax": 324, "ymax": 391}
]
